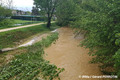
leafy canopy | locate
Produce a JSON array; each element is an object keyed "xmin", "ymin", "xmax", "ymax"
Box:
[{"xmin": 34, "ymin": 0, "xmax": 58, "ymax": 28}]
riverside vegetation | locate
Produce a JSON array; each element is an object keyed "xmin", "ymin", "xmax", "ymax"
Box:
[
  {"xmin": 0, "ymin": 0, "xmax": 120, "ymax": 79},
  {"xmin": 56, "ymin": 0, "xmax": 120, "ymax": 79},
  {"xmin": 0, "ymin": 23, "xmax": 59, "ymax": 49},
  {"xmin": 0, "ymin": 32, "xmax": 64, "ymax": 80}
]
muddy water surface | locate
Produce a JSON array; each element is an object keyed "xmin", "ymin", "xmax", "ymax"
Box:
[{"xmin": 45, "ymin": 27, "xmax": 106, "ymax": 80}]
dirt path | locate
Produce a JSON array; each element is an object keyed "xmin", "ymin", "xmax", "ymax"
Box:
[
  {"xmin": 0, "ymin": 22, "xmax": 45, "ymax": 33},
  {"xmin": 45, "ymin": 27, "xmax": 105, "ymax": 80}
]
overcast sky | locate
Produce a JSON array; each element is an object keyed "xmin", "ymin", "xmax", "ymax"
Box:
[{"xmin": 13, "ymin": 0, "xmax": 34, "ymax": 11}]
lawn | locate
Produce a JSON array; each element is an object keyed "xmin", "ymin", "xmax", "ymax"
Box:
[
  {"xmin": 0, "ymin": 19, "xmax": 42, "ymax": 29},
  {"xmin": 13, "ymin": 19, "xmax": 41, "ymax": 24}
]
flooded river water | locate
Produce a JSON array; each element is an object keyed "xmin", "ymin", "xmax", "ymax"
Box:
[{"xmin": 45, "ymin": 27, "xmax": 106, "ymax": 80}]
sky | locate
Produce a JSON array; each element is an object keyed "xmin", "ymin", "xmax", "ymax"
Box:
[{"xmin": 13, "ymin": 0, "xmax": 34, "ymax": 11}]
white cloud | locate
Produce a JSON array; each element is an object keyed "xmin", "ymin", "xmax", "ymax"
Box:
[{"xmin": 13, "ymin": 0, "xmax": 34, "ymax": 11}]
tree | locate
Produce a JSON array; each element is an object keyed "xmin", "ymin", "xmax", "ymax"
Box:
[
  {"xmin": 55, "ymin": 0, "xmax": 120, "ymax": 78},
  {"xmin": 0, "ymin": 0, "xmax": 13, "ymax": 19},
  {"xmin": 56, "ymin": 0, "xmax": 76, "ymax": 26},
  {"xmin": 0, "ymin": 5, "xmax": 12, "ymax": 20},
  {"xmin": 71, "ymin": 0, "xmax": 120, "ymax": 77},
  {"xmin": 6, "ymin": 0, "xmax": 13, "ymax": 9},
  {"xmin": 0, "ymin": 0, "xmax": 13, "ymax": 9},
  {"xmin": 0, "ymin": 0, "xmax": 13, "ymax": 27},
  {"xmin": 33, "ymin": 0, "xmax": 58, "ymax": 28},
  {"xmin": 32, "ymin": 6, "xmax": 39, "ymax": 15}
]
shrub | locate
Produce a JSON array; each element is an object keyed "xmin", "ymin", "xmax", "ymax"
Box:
[{"xmin": 0, "ymin": 19, "xmax": 14, "ymax": 27}]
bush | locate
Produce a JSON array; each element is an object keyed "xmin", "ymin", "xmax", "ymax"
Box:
[
  {"xmin": 0, "ymin": 19, "xmax": 14, "ymax": 27},
  {"xmin": 71, "ymin": 0, "xmax": 120, "ymax": 78}
]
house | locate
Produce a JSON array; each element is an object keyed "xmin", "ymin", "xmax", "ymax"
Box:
[{"xmin": 12, "ymin": 10, "xmax": 31, "ymax": 16}]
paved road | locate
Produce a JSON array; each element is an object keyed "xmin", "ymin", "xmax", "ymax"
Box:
[{"xmin": 0, "ymin": 22, "xmax": 46, "ymax": 33}]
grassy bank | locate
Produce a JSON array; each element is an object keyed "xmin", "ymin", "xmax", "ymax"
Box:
[
  {"xmin": 13, "ymin": 19, "xmax": 36, "ymax": 24},
  {"xmin": 13, "ymin": 19, "xmax": 42, "ymax": 26},
  {"xmin": 0, "ymin": 19, "xmax": 42, "ymax": 29},
  {"xmin": 0, "ymin": 23, "xmax": 59, "ymax": 49},
  {"xmin": 0, "ymin": 33, "xmax": 64, "ymax": 80}
]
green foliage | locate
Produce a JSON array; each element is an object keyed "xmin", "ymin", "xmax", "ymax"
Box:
[
  {"xmin": 0, "ymin": 19, "xmax": 42, "ymax": 29},
  {"xmin": 0, "ymin": 5, "xmax": 12, "ymax": 27},
  {"xmin": 33, "ymin": 0, "xmax": 58, "ymax": 28},
  {"xmin": 0, "ymin": 19, "xmax": 14, "ymax": 27},
  {"xmin": 57, "ymin": 0, "xmax": 120, "ymax": 78},
  {"xmin": 72, "ymin": 0, "xmax": 120, "ymax": 77},
  {"xmin": 56, "ymin": 0, "xmax": 76, "ymax": 26},
  {"xmin": 32, "ymin": 7, "xmax": 39, "ymax": 15},
  {"xmin": 0, "ymin": 33, "xmax": 64, "ymax": 80},
  {"xmin": 0, "ymin": 5, "xmax": 12, "ymax": 20},
  {"xmin": 114, "ymin": 49, "xmax": 120, "ymax": 78}
]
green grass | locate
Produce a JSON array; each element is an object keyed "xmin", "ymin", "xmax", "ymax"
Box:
[
  {"xmin": 0, "ymin": 19, "xmax": 42, "ymax": 29},
  {"xmin": 0, "ymin": 23, "xmax": 59, "ymax": 49},
  {"xmin": 13, "ymin": 19, "xmax": 42, "ymax": 24},
  {"xmin": 13, "ymin": 19, "xmax": 34, "ymax": 24},
  {"xmin": 0, "ymin": 33, "xmax": 64, "ymax": 80}
]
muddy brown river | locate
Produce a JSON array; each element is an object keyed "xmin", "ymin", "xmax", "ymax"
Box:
[{"xmin": 45, "ymin": 27, "xmax": 109, "ymax": 80}]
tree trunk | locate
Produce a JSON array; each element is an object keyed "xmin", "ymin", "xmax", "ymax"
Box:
[{"xmin": 47, "ymin": 17, "xmax": 51, "ymax": 29}]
